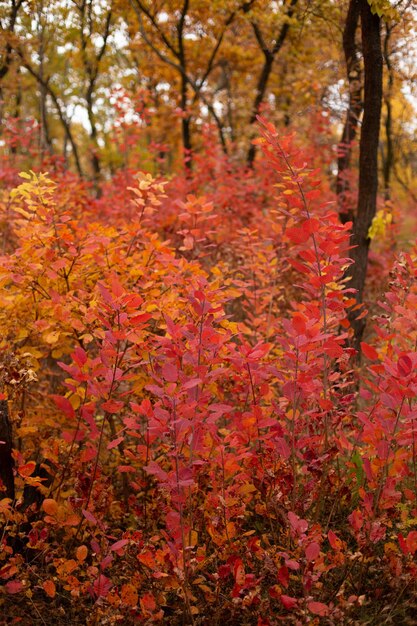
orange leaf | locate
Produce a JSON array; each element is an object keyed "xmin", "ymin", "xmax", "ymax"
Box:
[
  {"xmin": 121, "ymin": 583, "xmax": 138, "ymax": 607},
  {"xmin": 308, "ymin": 601, "xmax": 329, "ymax": 616},
  {"xmin": 42, "ymin": 499, "xmax": 58, "ymax": 517},
  {"xmin": 43, "ymin": 580, "xmax": 56, "ymax": 598},
  {"xmin": 18, "ymin": 461, "xmax": 36, "ymax": 477},
  {"xmin": 76, "ymin": 545, "xmax": 88, "ymax": 562}
]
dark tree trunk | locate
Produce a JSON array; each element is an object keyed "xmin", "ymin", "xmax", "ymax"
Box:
[
  {"xmin": 0, "ymin": 400, "xmax": 14, "ymax": 500},
  {"xmin": 180, "ymin": 75, "xmax": 192, "ymax": 168},
  {"xmin": 177, "ymin": 0, "xmax": 192, "ymax": 169},
  {"xmin": 382, "ymin": 25, "xmax": 394, "ymax": 201},
  {"xmin": 86, "ymin": 85, "xmax": 102, "ymax": 195},
  {"xmin": 246, "ymin": 0, "xmax": 298, "ymax": 167},
  {"xmin": 337, "ymin": 0, "xmax": 363, "ymax": 224},
  {"xmin": 348, "ymin": 0, "xmax": 383, "ymax": 347}
]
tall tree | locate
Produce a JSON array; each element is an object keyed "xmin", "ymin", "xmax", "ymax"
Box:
[
  {"xmin": 127, "ymin": 0, "xmax": 255, "ymax": 164},
  {"xmin": 245, "ymin": 0, "xmax": 298, "ymax": 166},
  {"xmin": 72, "ymin": 0, "xmax": 113, "ymax": 190},
  {"xmin": 0, "ymin": 0, "xmax": 25, "ymax": 125},
  {"xmin": 347, "ymin": 0, "xmax": 383, "ymax": 346},
  {"xmin": 337, "ymin": 0, "xmax": 362, "ymax": 223}
]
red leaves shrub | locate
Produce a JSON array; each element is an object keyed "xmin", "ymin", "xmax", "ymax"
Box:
[{"xmin": 0, "ymin": 124, "xmax": 416, "ymax": 624}]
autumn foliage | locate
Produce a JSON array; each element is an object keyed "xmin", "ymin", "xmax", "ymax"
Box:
[{"xmin": 0, "ymin": 119, "xmax": 417, "ymax": 625}]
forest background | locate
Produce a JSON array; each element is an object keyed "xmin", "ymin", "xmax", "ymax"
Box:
[{"xmin": 1, "ymin": 0, "xmax": 417, "ymax": 624}]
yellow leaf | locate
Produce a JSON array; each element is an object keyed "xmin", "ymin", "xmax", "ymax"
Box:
[
  {"xmin": 185, "ymin": 530, "xmax": 198, "ymax": 548},
  {"xmin": 15, "ymin": 426, "xmax": 38, "ymax": 437},
  {"xmin": 18, "ymin": 172, "xmax": 32, "ymax": 180},
  {"xmin": 13, "ymin": 206, "xmax": 32, "ymax": 219},
  {"xmin": 70, "ymin": 394, "xmax": 81, "ymax": 410},
  {"xmin": 44, "ymin": 331, "xmax": 60, "ymax": 344},
  {"xmin": 0, "ymin": 498, "xmax": 12, "ymax": 514}
]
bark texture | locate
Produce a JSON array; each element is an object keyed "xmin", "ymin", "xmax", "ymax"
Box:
[{"xmin": 348, "ymin": 0, "xmax": 383, "ymax": 347}]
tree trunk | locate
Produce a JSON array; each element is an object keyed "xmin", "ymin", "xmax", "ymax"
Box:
[
  {"xmin": 0, "ymin": 400, "xmax": 14, "ymax": 500},
  {"xmin": 337, "ymin": 0, "xmax": 363, "ymax": 224},
  {"xmin": 181, "ymin": 75, "xmax": 192, "ymax": 168},
  {"xmin": 246, "ymin": 0, "xmax": 298, "ymax": 167},
  {"xmin": 86, "ymin": 84, "xmax": 102, "ymax": 195},
  {"xmin": 382, "ymin": 24, "xmax": 394, "ymax": 200},
  {"xmin": 348, "ymin": 0, "xmax": 383, "ymax": 347}
]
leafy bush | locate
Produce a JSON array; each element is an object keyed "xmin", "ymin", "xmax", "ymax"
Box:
[{"xmin": 0, "ymin": 121, "xmax": 416, "ymax": 625}]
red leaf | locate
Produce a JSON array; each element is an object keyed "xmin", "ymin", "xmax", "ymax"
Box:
[
  {"xmin": 277, "ymin": 566, "xmax": 289, "ymax": 588},
  {"xmin": 280, "ymin": 595, "xmax": 298, "ymax": 609},
  {"xmin": 348, "ymin": 509, "xmax": 363, "ymax": 532},
  {"xmin": 130, "ymin": 312, "xmax": 152, "ymax": 325},
  {"xmin": 328, "ymin": 530, "xmax": 342, "ymax": 550},
  {"xmin": 102, "ymin": 399, "xmax": 124, "ymax": 413},
  {"xmin": 73, "ymin": 347, "xmax": 88, "ymax": 367},
  {"xmin": 51, "ymin": 395, "xmax": 75, "ymax": 419},
  {"xmin": 288, "ymin": 259, "xmax": 310, "ymax": 274},
  {"xmin": 247, "ymin": 342, "xmax": 271, "ymax": 360},
  {"xmin": 405, "ymin": 530, "xmax": 417, "ymax": 555},
  {"xmin": 292, "ymin": 312, "xmax": 307, "ymax": 334},
  {"xmin": 107, "ymin": 436, "xmax": 124, "ymax": 450},
  {"xmin": 232, "ymin": 557, "xmax": 245, "ymax": 586},
  {"xmin": 285, "ymin": 559, "xmax": 300, "ymax": 571},
  {"xmin": 286, "ymin": 225, "xmax": 310, "ymax": 244},
  {"xmin": 143, "ymin": 461, "xmax": 169, "ymax": 482},
  {"xmin": 275, "ymin": 437, "xmax": 291, "ymax": 460},
  {"xmin": 140, "ymin": 592, "xmax": 156, "ymax": 613},
  {"xmin": 117, "ymin": 465, "xmax": 136, "ymax": 473},
  {"xmin": 398, "ymin": 354, "xmax": 413, "ymax": 377},
  {"xmin": 302, "ymin": 217, "xmax": 320, "ymax": 234},
  {"xmin": 305, "ymin": 542, "xmax": 320, "ymax": 561},
  {"xmin": 360, "ymin": 342, "xmax": 378, "ymax": 361}
]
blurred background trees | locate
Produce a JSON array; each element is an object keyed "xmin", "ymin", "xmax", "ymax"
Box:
[{"xmin": 0, "ymin": 1, "xmax": 414, "ymax": 192}]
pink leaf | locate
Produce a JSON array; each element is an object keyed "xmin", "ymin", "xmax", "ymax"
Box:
[
  {"xmin": 308, "ymin": 601, "xmax": 329, "ymax": 616},
  {"xmin": 82, "ymin": 509, "xmax": 97, "ymax": 525},
  {"xmin": 143, "ymin": 460, "xmax": 169, "ymax": 482},
  {"xmin": 280, "ymin": 595, "xmax": 298, "ymax": 609},
  {"xmin": 183, "ymin": 378, "xmax": 202, "ymax": 390},
  {"xmin": 92, "ymin": 574, "xmax": 112, "ymax": 599},
  {"xmin": 110, "ymin": 539, "xmax": 129, "ymax": 553},
  {"xmin": 161, "ymin": 363, "xmax": 178, "ymax": 382},
  {"xmin": 6, "ymin": 580, "xmax": 23, "ymax": 594}
]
